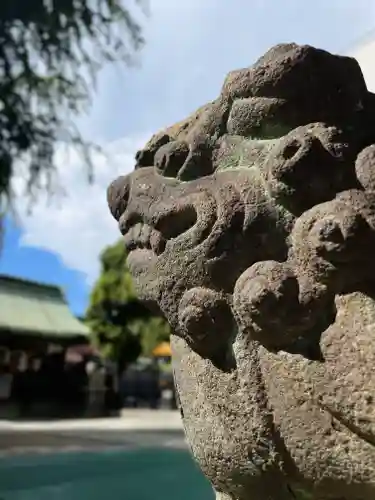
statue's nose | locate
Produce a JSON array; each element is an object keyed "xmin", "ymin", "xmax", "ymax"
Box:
[{"xmin": 107, "ymin": 175, "xmax": 131, "ymax": 221}]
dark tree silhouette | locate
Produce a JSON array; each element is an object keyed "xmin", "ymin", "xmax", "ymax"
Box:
[{"xmin": 0, "ymin": 0, "xmax": 145, "ymax": 212}]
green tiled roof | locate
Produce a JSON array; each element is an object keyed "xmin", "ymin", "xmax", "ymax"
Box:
[{"xmin": 0, "ymin": 275, "xmax": 90, "ymax": 340}]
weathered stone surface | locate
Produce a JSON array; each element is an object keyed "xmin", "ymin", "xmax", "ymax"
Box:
[
  {"xmin": 107, "ymin": 43, "xmax": 375, "ymax": 499},
  {"xmin": 154, "ymin": 140, "xmax": 189, "ymax": 178},
  {"xmin": 227, "ymin": 97, "xmax": 292, "ymax": 137},
  {"xmin": 135, "ymin": 133, "xmax": 170, "ymax": 168},
  {"xmin": 355, "ymin": 144, "xmax": 375, "ymax": 191},
  {"xmin": 135, "ymin": 102, "xmax": 213, "ymax": 169},
  {"xmin": 263, "ymin": 123, "xmax": 360, "ymax": 215},
  {"xmin": 221, "ymin": 43, "xmax": 367, "ymax": 113}
]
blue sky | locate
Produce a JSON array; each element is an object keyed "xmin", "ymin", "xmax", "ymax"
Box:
[
  {"xmin": 1, "ymin": 0, "xmax": 375, "ymax": 316},
  {"xmin": 0, "ymin": 219, "xmax": 88, "ymax": 316}
]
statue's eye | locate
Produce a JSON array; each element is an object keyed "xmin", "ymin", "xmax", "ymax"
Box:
[
  {"xmin": 154, "ymin": 140, "xmax": 189, "ymax": 178},
  {"xmin": 135, "ymin": 133, "xmax": 171, "ymax": 169},
  {"xmin": 177, "ymin": 142, "xmax": 215, "ymax": 182},
  {"xmin": 134, "ymin": 149, "xmax": 154, "ymax": 169}
]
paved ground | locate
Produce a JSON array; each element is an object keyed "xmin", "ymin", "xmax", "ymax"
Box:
[
  {"xmin": 0, "ymin": 410, "xmax": 214, "ymax": 500},
  {"xmin": 0, "ymin": 447, "xmax": 212, "ymax": 500},
  {"xmin": 0, "ymin": 409, "xmax": 186, "ymax": 456},
  {"xmin": 0, "ymin": 409, "xmax": 183, "ymax": 431}
]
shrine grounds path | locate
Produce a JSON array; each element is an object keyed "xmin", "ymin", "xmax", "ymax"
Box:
[{"xmin": 0, "ymin": 410, "xmax": 213, "ymax": 500}]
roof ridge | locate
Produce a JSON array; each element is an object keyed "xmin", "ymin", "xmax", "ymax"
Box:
[
  {"xmin": 0, "ymin": 274, "xmax": 63, "ymax": 295},
  {"xmin": 0, "ymin": 275, "xmax": 89, "ymax": 339}
]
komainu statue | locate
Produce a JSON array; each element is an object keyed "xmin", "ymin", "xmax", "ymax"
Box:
[{"xmin": 107, "ymin": 44, "xmax": 375, "ymax": 499}]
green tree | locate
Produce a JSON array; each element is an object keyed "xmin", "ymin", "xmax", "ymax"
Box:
[
  {"xmin": 86, "ymin": 240, "xmax": 170, "ymax": 371},
  {"xmin": 0, "ymin": 0, "xmax": 145, "ymax": 212}
]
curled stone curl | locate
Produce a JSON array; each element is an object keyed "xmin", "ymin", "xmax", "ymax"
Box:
[{"xmin": 232, "ymin": 188, "xmax": 375, "ymax": 354}]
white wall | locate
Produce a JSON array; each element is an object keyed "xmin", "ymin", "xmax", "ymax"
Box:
[{"xmin": 349, "ymin": 35, "xmax": 375, "ymax": 92}]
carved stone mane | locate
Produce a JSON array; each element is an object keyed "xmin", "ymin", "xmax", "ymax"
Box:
[{"xmin": 107, "ymin": 44, "xmax": 375, "ymax": 500}]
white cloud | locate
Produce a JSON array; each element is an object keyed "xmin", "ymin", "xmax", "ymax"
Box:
[
  {"xmin": 10, "ymin": 0, "xmax": 375, "ymax": 287},
  {"xmin": 12, "ymin": 135, "xmax": 148, "ymax": 283},
  {"xmin": 349, "ymin": 35, "xmax": 375, "ymax": 92}
]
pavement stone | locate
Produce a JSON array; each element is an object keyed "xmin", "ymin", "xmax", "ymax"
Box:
[{"xmin": 0, "ymin": 410, "xmax": 186, "ymax": 457}]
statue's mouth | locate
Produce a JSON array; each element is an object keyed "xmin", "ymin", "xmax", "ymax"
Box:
[
  {"xmin": 119, "ymin": 202, "xmax": 207, "ymax": 265},
  {"xmin": 116, "ymin": 174, "xmax": 223, "ymax": 267},
  {"xmin": 123, "ymin": 223, "xmax": 166, "ymax": 256}
]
